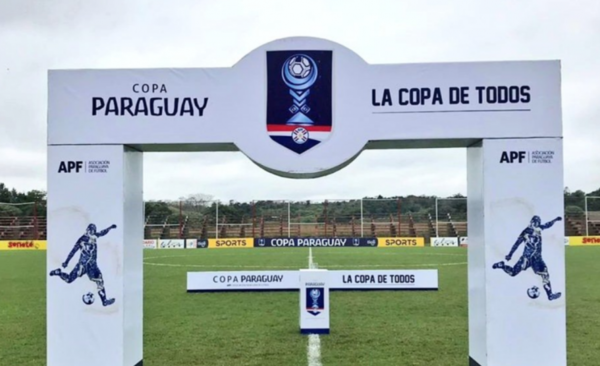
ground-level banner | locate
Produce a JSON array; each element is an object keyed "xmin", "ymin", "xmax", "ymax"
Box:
[
  {"xmin": 143, "ymin": 239, "xmax": 157, "ymax": 249},
  {"xmin": 159, "ymin": 239, "xmax": 185, "ymax": 249},
  {"xmin": 188, "ymin": 271, "xmax": 298, "ymax": 291},
  {"xmin": 255, "ymin": 237, "xmax": 378, "ymax": 247},
  {"xmin": 569, "ymin": 236, "xmax": 600, "ymax": 246},
  {"xmin": 431, "ymin": 237, "xmax": 459, "ymax": 247},
  {"xmin": 0, "ymin": 240, "xmax": 47, "ymax": 250},
  {"xmin": 329, "ymin": 270, "xmax": 437, "ymax": 290},
  {"xmin": 142, "ymin": 236, "xmax": 597, "ymax": 249},
  {"xmin": 377, "ymin": 237, "xmax": 425, "ymax": 247},
  {"xmin": 187, "ymin": 269, "xmax": 438, "ymax": 292},
  {"xmin": 208, "ymin": 238, "xmax": 254, "ymax": 248}
]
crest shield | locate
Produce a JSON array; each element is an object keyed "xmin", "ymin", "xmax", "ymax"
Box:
[{"xmin": 266, "ymin": 51, "xmax": 333, "ymax": 154}]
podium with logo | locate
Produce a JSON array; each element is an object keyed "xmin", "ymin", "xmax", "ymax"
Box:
[{"xmin": 299, "ymin": 269, "xmax": 330, "ymax": 334}]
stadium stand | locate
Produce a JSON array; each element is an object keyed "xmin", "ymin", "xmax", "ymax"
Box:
[
  {"xmin": 566, "ymin": 212, "xmax": 600, "ymax": 236},
  {"xmin": 0, "ymin": 216, "xmax": 45, "ymax": 240}
]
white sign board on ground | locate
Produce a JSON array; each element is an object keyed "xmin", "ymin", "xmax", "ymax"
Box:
[
  {"xmin": 329, "ymin": 270, "xmax": 438, "ymax": 290},
  {"xmin": 187, "ymin": 270, "xmax": 438, "ymax": 292},
  {"xmin": 300, "ymin": 269, "xmax": 329, "ymax": 335},
  {"xmin": 431, "ymin": 237, "xmax": 459, "ymax": 247},
  {"xmin": 187, "ymin": 271, "xmax": 299, "ymax": 292}
]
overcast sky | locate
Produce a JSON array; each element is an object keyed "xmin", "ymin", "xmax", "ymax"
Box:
[{"xmin": 0, "ymin": 0, "xmax": 598, "ymax": 202}]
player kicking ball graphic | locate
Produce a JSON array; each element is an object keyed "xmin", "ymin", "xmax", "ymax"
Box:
[
  {"xmin": 49, "ymin": 223, "xmax": 117, "ymax": 306},
  {"xmin": 492, "ymin": 215, "xmax": 562, "ymax": 301}
]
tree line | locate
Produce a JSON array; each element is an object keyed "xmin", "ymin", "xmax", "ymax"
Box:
[{"xmin": 0, "ymin": 183, "xmax": 46, "ymax": 217}]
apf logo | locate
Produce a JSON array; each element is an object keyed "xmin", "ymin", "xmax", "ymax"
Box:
[
  {"xmin": 58, "ymin": 161, "xmax": 83, "ymax": 173},
  {"xmin": 500, "ymin": 151, "xmax": 526, "ymax": 163},
  {"xmin": 500, "ymin": 151, "xmax": 555, "ymax": 164},
  {"xmin": 266, "ymin": 51, "xmax": 333, "ymax": 154},
  {"xmin": 57, "ymin": 160, "xmax": 111, "ymax": 173}
]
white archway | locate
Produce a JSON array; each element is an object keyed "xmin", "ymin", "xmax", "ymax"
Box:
[{"xmin": 47, "ymin": 37, "xmax": 565, "ymax": 366}]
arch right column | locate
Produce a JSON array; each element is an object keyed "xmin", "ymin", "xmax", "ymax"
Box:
[{"xmin": 467, "ymin": 138, "xmax": 566, "ymax": 366}]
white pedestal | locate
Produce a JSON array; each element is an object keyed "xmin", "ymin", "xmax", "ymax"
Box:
[{"xmin": 299, "ymin": 269, "xmax": 330, "ymax": 334}]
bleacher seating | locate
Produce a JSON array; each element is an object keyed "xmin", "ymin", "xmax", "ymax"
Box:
[
  {"xmin": 1, "ymin": 211, "xmax": 599, "ymax": 240},
  {"xmin": 564, "ymin": 213, "xmax": 600, "ymax": 236},
  {"xmin": 565, "ymin": 215, "xmax": 584, "ymax": 236},
  {"xmin": 0, "ymin": 216, "xmax": 45, "ymax": 240}
]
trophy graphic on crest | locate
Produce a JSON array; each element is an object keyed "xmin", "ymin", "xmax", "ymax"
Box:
[
  {"xmin": 310, "ymin": 288, "xmax": 321, "ymax": 311},
  {"xmin": 281, "ymin": 54, "xmax": 318, "ymax": 126}
]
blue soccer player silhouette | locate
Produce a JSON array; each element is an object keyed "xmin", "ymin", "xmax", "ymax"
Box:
[
  {"xmin": 492, "ymin": 215, "xmax": 562, "ymax": 301},
  {"xmin": 50, "ymin": 223, "xmax": 117, "ymax": 306}
]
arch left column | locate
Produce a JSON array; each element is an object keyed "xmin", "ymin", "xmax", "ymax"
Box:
[{"xmin": 47, "ymin": 145, "xmax": 144, "ymax": 366}]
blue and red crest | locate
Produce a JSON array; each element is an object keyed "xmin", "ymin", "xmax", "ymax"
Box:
[
  {"xmin": 266, "ymin": 51, "xmax": 333, "ymax": 154},
  {"xmin": 306, "ymin": 287, "xmax": 325, "ymax": 316}
]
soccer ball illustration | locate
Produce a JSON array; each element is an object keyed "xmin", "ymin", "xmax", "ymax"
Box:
[
  {"xmin": 527, "ymin": 286, "xmax": 540, "ymax": 299},
  {"xmin": 82, "ymin": 292, "xmax": 95, "ymax": 305},
  {"xmin": 288, "ymin": 56, "xmax": 312, "ymax": 78}
]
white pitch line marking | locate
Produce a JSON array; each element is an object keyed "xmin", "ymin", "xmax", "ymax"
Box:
[
  {"xmin": 142, "ymin": 261, "xmax": 467, "ymax": 269},
  {"xmin": 143, "ymin": 262, "xmax": 302, "ymax": 269},
  {"xmin": 312, "ymin": 251, "xmax": 466, "ymax": 257},
  {"xmin": 307, "ymin": 247, "xmax": 322, "ymax": 366},
  {"xmin": 308, "ymin": 334, "xmax": 322, "ymax": 366},
  {"xmin": 144, "ymin": 255, "xmax": 190, "ymax": 260}
]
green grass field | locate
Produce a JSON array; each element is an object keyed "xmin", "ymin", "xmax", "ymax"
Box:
[{"xmin": 1, "ymin": 247, "xmax": 599, "ymax": 365}]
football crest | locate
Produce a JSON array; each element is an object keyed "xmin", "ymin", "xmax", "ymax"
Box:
[
  {"xmin": 306, "ymin": 287, "xmax": 325, "ymax": 316},
  {"xmin": 266, "ymin": 51, "xmax": 333, "ymax": 154}
]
